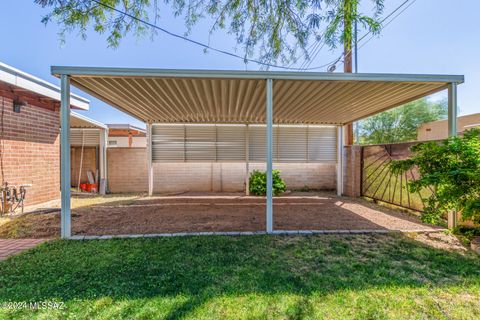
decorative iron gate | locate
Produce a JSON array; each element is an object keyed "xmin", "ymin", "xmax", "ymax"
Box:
[{"xmin": 361, "ymin": 142, "xmax": 432, "ymax": 212}]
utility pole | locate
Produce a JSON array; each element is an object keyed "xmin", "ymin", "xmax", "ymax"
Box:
[{"xmin": 344, "ymin": 0, "xmax": 355, "ymax": 145}]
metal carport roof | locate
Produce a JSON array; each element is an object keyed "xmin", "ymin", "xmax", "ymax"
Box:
[
  {"xmin": 52, "ymin": 66, "xmax": 464, "ymax": 238},
  {"xmin": 51, "ymin": 67, "xmax": 464, "ymax": 125}
]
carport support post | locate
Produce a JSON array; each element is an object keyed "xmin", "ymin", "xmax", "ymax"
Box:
[
  {"xmin": 245, "ymin": 124, "xmax": 250, "ymax": 196},
  {"xmin": 60, "ymin": 74, "xmax": 71, "ymax": 238},
  {"xmin": 147, "ymin": 123, "xmax": 153, "ymax": 196},
  {"xmin": 447, "ymin": 83, "xmax": 458, "ymax": 229},
  {"xmin": 336, "ymin": 126, "xmax": 344, "ymax": 196},
  {"xmin": 99, "ymin": 128, "xmax": 108, "ymax": 195},
  {"xmin": 266, "ymin": 78, "xmax": 273, "ymax": 233}
]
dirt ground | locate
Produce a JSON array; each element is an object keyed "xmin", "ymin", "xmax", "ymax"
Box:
[{"xmin": 0, "ymin": 192, "xmax": 443, "ymax": 238}]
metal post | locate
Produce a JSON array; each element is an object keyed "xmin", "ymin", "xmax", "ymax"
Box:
[
  {"xmin": 147, "ymin": 123, "xmax": 153, "ymax": 196},
  {"xmin": 60, "ymin": 74, "xmax": 71, "ymax": 238},
  {"xmin": 266, "ymin": 79, "xmax": 273, "ymax": 233},
  {"xmin": 245, "ymin": 124, "xmax": 250, "ymax": 196},
  {"xmin": 99, "ymin": 128, "xmax": 108, "ymax": 195},
  {"xmin": 447, "ymin": 83, "xmax": 458, "ymax": 229},
  {"xmin": 448, "ymin": 83, "xmax": 458, "ymax": 137},
  {"xmin": 337, "ymin": 126, "xmax": 344, "ymax": 196}
]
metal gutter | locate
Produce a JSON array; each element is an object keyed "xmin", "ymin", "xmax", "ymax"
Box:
[{"xmin": 51, "ymin": 66, "xmax": 465, "ymax": 84}]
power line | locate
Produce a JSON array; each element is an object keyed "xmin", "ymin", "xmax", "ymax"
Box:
[
  {"xmin": 304, "ymin": 0, "xmax": 415, "ymax": 71},
  {"xmin": 90, "ymin": 0, "xmax": 415, "ymax": 72},
  {"xmin": 358, "ymin": 0, "xmax": 418, "ymax": 51},
  {"xmin": 89, "ymin": 0, "xmax": 335, "ymax": 71}
]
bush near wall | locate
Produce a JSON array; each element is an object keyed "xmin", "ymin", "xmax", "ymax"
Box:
[{"xmin": 249, "ymin": 170, "xmax": 286, "ymax": 196}]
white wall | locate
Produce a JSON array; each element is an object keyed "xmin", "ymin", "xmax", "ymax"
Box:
[{"xmin": 108, "ymin": 136, "xmax": 146, "ymax": 148}]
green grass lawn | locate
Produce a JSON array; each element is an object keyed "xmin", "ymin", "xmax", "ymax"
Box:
[{"xmin": 1, "ymin": 234, "xmax": 479, "ymax": 319}]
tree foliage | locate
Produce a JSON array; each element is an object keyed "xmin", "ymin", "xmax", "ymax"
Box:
[
  {"xmin": 35, "ymin": 0, "xmax": 384, "ymax": 64},
  {"xmin": 390, "ymin": 129, "xmax": 480, "ymax": 224},
  {"xmin": 357, "ymin": 98, "xmax": 447, "ymax": 144}
]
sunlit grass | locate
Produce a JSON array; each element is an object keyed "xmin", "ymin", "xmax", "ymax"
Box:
[
  {"xmin": 0, "ymin": 234, "xmax": 479, "ymax": 319},
  {"xmin": 70, "ymin": 193, "xmax": 144, "ymax": 209}
]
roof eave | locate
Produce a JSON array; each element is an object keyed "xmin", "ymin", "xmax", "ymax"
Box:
[
  {"xmin": 51, "ymin": 66, "xmax": 465, "ymax": 84},
  {"xmin": 0, "ymin": 62, "xmax": 90, "ymax": 110}
]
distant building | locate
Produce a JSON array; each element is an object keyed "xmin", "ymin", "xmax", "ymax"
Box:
[
  {"xmin": 107, "ymin": 124, "xmax": 146, "ymax": 147},
  {"xmin": 417, "ymin": 113, "xmax": 480, "ymax": 141}
]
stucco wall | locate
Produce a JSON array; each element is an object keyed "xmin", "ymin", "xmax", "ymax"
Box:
[{"xmin": 417, "ymin": 113, "xmax": 480, "ymax": 141}]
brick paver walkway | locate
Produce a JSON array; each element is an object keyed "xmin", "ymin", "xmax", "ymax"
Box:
[{"xmin": 0, "ymin": 239, "xmax": 49, "ymax": 261}]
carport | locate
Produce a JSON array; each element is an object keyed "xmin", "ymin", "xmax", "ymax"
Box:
[{"xmin": 52, "ymin": 67, "xmax": 463, "ymax": 238}]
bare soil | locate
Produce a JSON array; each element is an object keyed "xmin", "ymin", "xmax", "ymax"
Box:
[{"xmin": 0, "ymin": 192, "xmax": 442, "ymax": 238}]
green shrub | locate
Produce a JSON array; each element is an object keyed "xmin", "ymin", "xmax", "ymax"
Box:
[
  {"xmin": 390, "ymin": 128, "xmax": 480, "ymax": 224},
  {"xmin": 249, "ymin": 170, "xmax": 286, "ymax": 196}
]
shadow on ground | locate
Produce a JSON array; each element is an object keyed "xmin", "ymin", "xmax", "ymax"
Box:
[{"xmin": 0, "ymin": 234, "xmax": 479, "ymax": 319}]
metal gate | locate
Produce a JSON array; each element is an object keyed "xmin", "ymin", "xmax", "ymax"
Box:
[{"xmin": 361, "ymin": 142, "xmax": 433, "ymax": 212}]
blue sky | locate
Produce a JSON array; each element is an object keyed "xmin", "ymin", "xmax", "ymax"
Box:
[{"xmin": 1, "ymin": 0, "xmax": 478, "ymax": 128}]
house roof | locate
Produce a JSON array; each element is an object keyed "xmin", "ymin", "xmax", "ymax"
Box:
[
  {"xmin": 106, "ymin": 123, "xmax": 146, "ymax": 133},
  {"xmin": 52, "ymin": 66, "xmax": 464, "ymax": 125},
  {"xmin": 71, "ymin": 112, "xmax": 108, "ymax": 129},
  {"xmin": 1, "ymin": 62, "xmax": 89, "ymax": 110}
]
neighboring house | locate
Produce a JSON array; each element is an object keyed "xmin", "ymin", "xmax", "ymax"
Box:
[
  {"xmin": 107, "ymin": 124, "xmax": 146, "ymax": 148},
  {"xmin": 0, "ymin": 62, "xmax": 89, "ymax": 208},
  {"xmin": 417, "ymin": 113, "xmax": 480, "ymax": 141}
]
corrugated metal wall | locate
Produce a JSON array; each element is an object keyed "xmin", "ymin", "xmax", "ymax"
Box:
[
  {"xmin": 152, "ymin": 124, "xmax": 336, "ymax": 163},
  {"xmin": 70, "ymin": 129, "xmax": 100, "ymax": 146}
]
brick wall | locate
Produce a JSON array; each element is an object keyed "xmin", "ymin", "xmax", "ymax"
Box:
[
  {"xmin": 107, "ymin": 147, "xmax": 336, "ymax": 193},
  {"xmin": 71, "ymin": 147, "xmax": 97, "ymax": 187},
  {"xmin": 0, "ymin": 97, "xmax": 60, "ymax": 206},
  {"xmin": 343, "ymin": 145, "xmax": 362, "ymax": 197}
]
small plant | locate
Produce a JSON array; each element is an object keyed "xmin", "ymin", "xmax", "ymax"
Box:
[{"xmin": 249, "ymin": 170, "xmax": 286, "ymax": 196}]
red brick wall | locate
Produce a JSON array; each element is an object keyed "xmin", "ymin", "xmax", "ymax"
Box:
[
  {"xmin": 343, "ymin": 145, "xmax": 362, "ymax": 197},
  {"xmin": 0, "ymin": 97, "xmax": 60, "ymax": 206}
]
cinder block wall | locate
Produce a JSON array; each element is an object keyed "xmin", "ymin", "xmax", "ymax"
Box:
[
  {"xmin": 0, "ymin": 97, "xmax": 60, "ymax": 206},
  {"xmin": 107, "ymin": 148, "xmax": 148, "ymax": 192},
  {"xmin": 343, "ymin": 145, "xmax": 362, "ymax": 197},
  {"xmin": 107, "ymin": 148, "xmax": 336, "ymax": 193}
]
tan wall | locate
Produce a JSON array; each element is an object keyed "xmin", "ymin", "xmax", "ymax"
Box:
[
  {"xmin": 417, "ymin": 113, "xmax": 480, "ymax": 141},
  {"xmin": 70, "ymin": 147, "xmax": 97, "ymax": 187},
  {"xmin": 107, "ymin": 148, "xmax": 148, "ymax": 193},
  {"xmin": 1, "ymin": 97, "xmax": 60, "ymax": 206},
  {"xmin": 107, "ymin": 148, "xmax": 336, "ymax": 193},
  {"xmin": 108, "ymin": 136, "xmax": 146, "ymax": 148}
]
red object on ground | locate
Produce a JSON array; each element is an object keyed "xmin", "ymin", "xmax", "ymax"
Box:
[
  {"xmin": 80, "ymin": 183, "xmax": 87, "ymax": 192},
  {"xmin": 86, "ymin": 183, "xmax": 98, "ymax": 193}
]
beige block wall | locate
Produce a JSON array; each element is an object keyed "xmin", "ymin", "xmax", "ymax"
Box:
[
  {"xmin": 107, "ymin": 148, "xmax": 336, "ymax": 193},
  {"xmin": 107, "ymin": 148, "xmax": 148, "ymax": 192},
  {"xmin": 417, "ymin": 113, "xmax": 480, "ymax": 141},
  {"xmin": 153, "ymin": 162, "xmax": 336, "ymax": 193}
]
